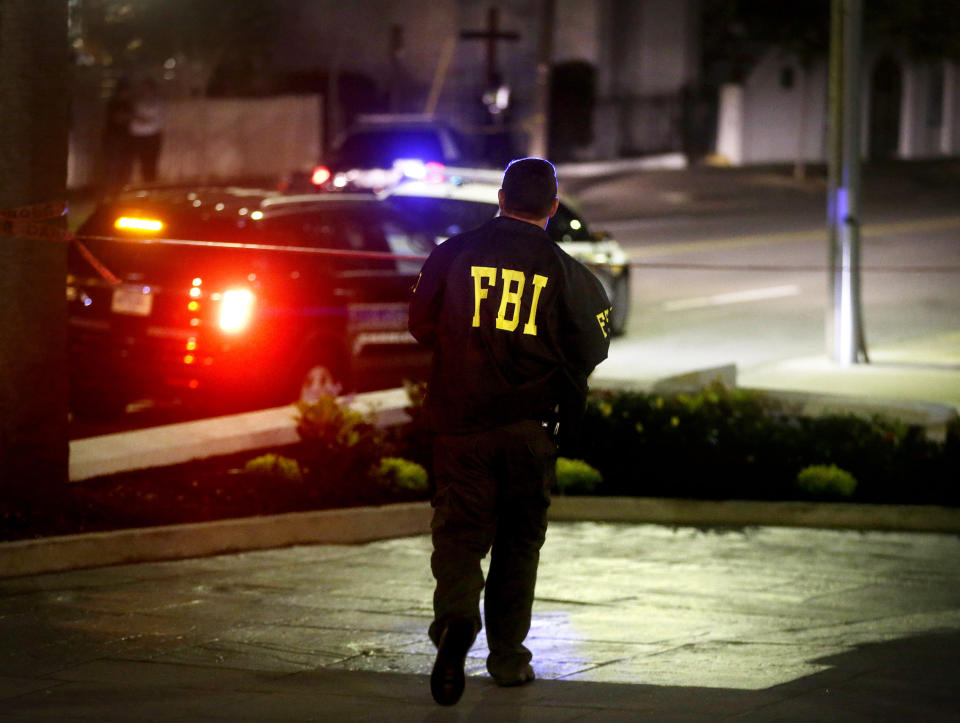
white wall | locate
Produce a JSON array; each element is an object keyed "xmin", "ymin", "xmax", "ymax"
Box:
[
  {"xmin": 740, "ymin": 53, "xmax": 827, "ymax": 165},
  {"xmin": 67, "ymin": 94, "xmax": 322, "ymax": 188},
  {"xmin": 898, "ymin": 59, "xmax": 957, "ymax": 159},
  {"xmin": 943, "ymin": 62, "xmax": 959, "ymax": 155},
  {"xmin": 159, "ymin": 96, "xmax": 321, "ymax": 182},
  {"xmin": 554, "ymin": 0, "xmax": 602, "ymax": 65},
  {"xmin": 719, "ymin": 49, "xmax": 960, "ymax": 166},
  {"xmin": 636, "ymin": 0, "xmax": 699, "ymax": 93}
]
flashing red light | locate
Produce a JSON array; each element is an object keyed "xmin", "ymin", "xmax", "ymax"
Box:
[
  {"xmin": 219, "ymin": 288, "xmax": 255, "ymax": 333},
  {"xmin": 311, "ymin": 165, "xmax": 332, "ymax": 186}
]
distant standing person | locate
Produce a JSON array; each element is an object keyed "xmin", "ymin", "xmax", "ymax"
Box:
[
  {"xmin": 409, "ymin": 157, "xmax": 612, "ymax": 706},
  {"xmin": 101, "ymin": 77, "xmax": 133, "ymax": 194},
  {"xmin": 129, "ymin": 78, "xmax": 164, "ymax": 183}
]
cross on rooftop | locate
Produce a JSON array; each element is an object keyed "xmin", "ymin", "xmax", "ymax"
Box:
[{"xmin": 460, "ymin": 6, "xmax": 520, "ymax": 86}]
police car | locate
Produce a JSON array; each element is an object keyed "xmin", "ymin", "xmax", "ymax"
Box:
[
  {"xmin": 378, "ymin": 171, "xmax": 632, "ymax": 336},
  {"xmin": 285, "ymin": 115, "xmax": 485, "ymax": 193},
  {"xmin": 68, "ymin": 187, "xmax": 436, "ymax": 416},
  {"xmin": 68, "ymin": 175, "xmax": 629, "ymax": 417}
]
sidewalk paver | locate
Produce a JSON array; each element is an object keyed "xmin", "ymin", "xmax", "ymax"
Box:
[{"xmin": 1, "ymin": 522, "xmax": 958, "ymax": 720}]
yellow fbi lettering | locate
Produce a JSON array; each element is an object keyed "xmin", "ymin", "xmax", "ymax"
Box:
[
  {"xmin": 471, "ymin": 266, "xmax": 549, "ymax": 336},
  {"xmin": 596, "ymin": 307, "xmax": 612, "ymax": 338}
]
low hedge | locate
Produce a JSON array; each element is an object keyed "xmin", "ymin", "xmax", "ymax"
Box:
[
  {"xmin": 565, "ymin": 383, "xmax": 958, "ymax": 505},
  {"xmin": 267, "ymin": 383, "xmax": 958, "ymax": 507}
]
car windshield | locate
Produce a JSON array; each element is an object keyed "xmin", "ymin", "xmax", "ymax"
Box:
[
  {"xmin": 335, "ymin": 130, "xmax": 447, "ymax": 168},
  {"xmin": 388, "ymin": 196, "xmax": 594, "ymax": 244},
  {"xmin": 388, "ymin": 196, "xmax": 498, "ymax": 238},
  {"xmin": 262, "ymin": 205, "xmax": 434, "ymax": 272}
]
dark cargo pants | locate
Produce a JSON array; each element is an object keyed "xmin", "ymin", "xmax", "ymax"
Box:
[{"xmin": 428, "ymin": 419, "xmax": 557, "ymax": 680}]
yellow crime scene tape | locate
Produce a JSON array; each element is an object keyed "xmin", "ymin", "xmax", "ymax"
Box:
[{"xmin": 0, "ymin": 200, "xmax": 71, "ymax": 242}]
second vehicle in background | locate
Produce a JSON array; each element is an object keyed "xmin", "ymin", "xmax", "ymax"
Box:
[{"xmin": 283, "ymin": 114, "xmax": 487, "ymax": 193}]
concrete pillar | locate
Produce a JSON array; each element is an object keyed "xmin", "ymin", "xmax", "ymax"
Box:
[
  {"xmin": 897, "ymin": 60, "xmax": 916, "ymax": 159},
  {"xmin": 716, "ymin": 83, "xmax": 744, "ymax": 165},
  {"xmin": 940, "ymin": 61, "xmax": 956, "ymax": 156}
]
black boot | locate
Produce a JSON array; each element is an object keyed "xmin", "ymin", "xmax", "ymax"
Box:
[{"xmin": 430, "ymin": 619, "xmax": 475, "ymax": 706}]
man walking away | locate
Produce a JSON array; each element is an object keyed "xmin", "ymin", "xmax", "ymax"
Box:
[
  {"xmin": 129, "ymin": 78, "xmax": 163, "ymax": 183},
  {"xmin": 409, "ymin": 157, "xmax": 612, "ymax": 706}
]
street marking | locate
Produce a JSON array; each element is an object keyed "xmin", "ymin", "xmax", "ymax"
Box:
[
  {"xmin": 664, "ymin": 284, "xmax": 800, "ymax": 311},
  {"xmin": 631, "ymin": 215, "xmax": 960, "ymax": 259},
  {"xmin": 636, "ymin": 230, "xmax": 821, "ymax": 258}
]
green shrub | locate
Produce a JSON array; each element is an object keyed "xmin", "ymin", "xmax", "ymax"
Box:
[
  {"xmin": 796, "ymin": 464, "xmax": 858, "ymax": 499},
  {"xmin": 385, "ymin": 380, "xmax": 433, "ymax": 472},
  {"xmin": 555, "ymin": 457, "xmax": 603, "ymax": 495},
  {"xmin": 580, "ymin": 382, "xmax": 801, "ymax": 499},
  {"xmin": 295, "ymin": 395, "xmax": 385, "ymax": 453},
  {"xmin": 370, "ymin": 456, "xmax": 429, "ymax": 495},
  {"xmin": 282, "ymin": 384, "xmax": 957, "ymax": 507},
  {"xmin": 574, "ymin": 382, "xmax": 957, "ymax": 505},
  {"xmin": 243, "ymin": 454, "xmax": 303, "ymax": 483},
  {"xmin": 294, "ymin": 395, "xmax": 391, "ymax": 503}
]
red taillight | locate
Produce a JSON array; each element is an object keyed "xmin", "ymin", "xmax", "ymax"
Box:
[
  {"xmin": 311, "ymin": 165, "xmax": 331, "ymax": 186},
  {"xmin": 219, "ymin": 288, "xmax": 254, "ymax": 333}
]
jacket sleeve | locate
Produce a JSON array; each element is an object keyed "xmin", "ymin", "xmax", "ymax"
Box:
[
  {"xmin": 560, "ymin": 260, "xmax": 612, "ymax": 377},
  {"xmin": 408, "ymin": 246, "xmax": 448, "ymax": 349}
]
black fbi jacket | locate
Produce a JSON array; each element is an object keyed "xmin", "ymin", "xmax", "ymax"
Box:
[{"xmin": 409, "ymin": 215, "xmax": 612, "ymax": 434}]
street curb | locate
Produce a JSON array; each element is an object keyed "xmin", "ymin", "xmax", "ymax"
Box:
[
  {"xmin": 3, "ymin": 497, "xmax": 958, "ymax": 579},
  {"xmin": 556, "ymin": 153, "xmax": 688, "ymax": 177},
  {"xmin": 0, "ymin": 502, "xmax": 433, "ymax": 579},
  {"xmin": 548, "ymin": 496, "xmax": 960, "ymax": 534},
  {"xmin": 71, "ymin": 375, "xmax": 957, "ymax": 483},
  {"xmin": 69, "ymin": 388, "xmax": 412, "ymax": 482}
]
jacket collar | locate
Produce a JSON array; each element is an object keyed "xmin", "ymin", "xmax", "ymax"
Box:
[{"xmin": 491, "ymin": 215, "xmax": 549, "ymax": 238}]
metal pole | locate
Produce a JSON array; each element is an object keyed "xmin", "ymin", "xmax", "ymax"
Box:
[{"xmin": 826, "ymin": 0, "xmax": 867, "ymax": 365}]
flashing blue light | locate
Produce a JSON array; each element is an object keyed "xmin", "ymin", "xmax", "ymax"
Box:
[
  {"xmin": 394, "ymin": 158, "xmax": 427, "ymax": 179},
  {"xmin": 394, "ymin": 159, "xmax": 446, "ymax": 183}
]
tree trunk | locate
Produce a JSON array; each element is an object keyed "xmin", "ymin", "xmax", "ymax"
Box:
[{"xmin": 0, "ymin": 0, "xmax": 71, "ymax": 525}]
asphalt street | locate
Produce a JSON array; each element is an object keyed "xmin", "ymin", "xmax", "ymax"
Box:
[{"xmin": 565, "ymin": 161, "xmax": 960, "ymax": 409}]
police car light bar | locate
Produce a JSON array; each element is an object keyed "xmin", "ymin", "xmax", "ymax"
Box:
[{"xmin": 393, "ymin": 159, "xmax": 445, "ymax": 182}]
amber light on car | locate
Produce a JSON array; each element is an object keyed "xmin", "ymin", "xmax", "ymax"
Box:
[
  {"xmin": 115, "ymin": 216, "xmax": 164, "ymax": 232},
  {"xmin": 218, "ymin": 288, "xmax": 255, "ymax": 333}
]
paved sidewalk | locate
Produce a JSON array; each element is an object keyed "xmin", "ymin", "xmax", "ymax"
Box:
[{"xmin": 1, "ymin": 522, "xmax": 959, "ymax": 720}]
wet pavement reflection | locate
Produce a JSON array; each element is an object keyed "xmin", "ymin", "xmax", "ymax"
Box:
[{"xmin": 1, "ymin": 522, "xmax": 959, "ymax": 719}]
